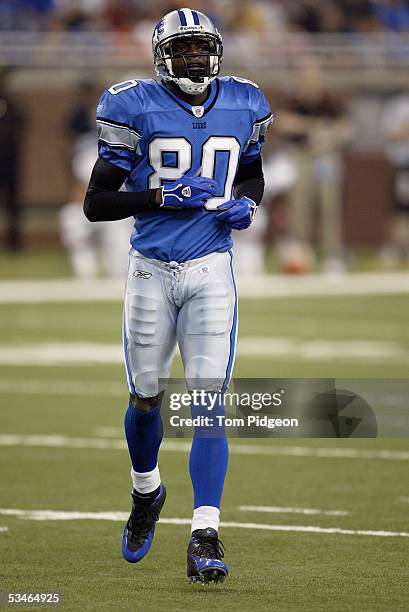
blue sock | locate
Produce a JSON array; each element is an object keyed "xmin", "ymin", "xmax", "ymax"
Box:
[
  {"xmin": 124, "ymin": 402, "xmax": 163, "ymax": 473},
  {"xmin": 189, "ymin": 394, "xmax": 229, "ymax": 509}
]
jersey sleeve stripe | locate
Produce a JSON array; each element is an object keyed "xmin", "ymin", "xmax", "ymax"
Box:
[
  {"xmin": 96, "ymin": 116, "xmax": 141, "ymax": 137},
  {"xmin": 97, "ymin": 121, "xmax": 141, "ymax": 150},
  {"xmin": 249, "ymin": 114, "xmax": 273, "ymax": 144},
  {"xmin": 254, "ymin": 112, "xmax": 273, "ymax": 126}
]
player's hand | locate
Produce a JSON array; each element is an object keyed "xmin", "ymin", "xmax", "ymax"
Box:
[
  {"xmin": 215, "ymin": 197, "xmax": 257, "ymax": 230},
  {"xmin": 160, "ymin": 176, "xmax": 217, "ymax": 209}
]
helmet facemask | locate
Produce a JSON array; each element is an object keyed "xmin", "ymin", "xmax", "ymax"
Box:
[{"xmin": 154, "ymin": 34, "xmax": 223, "ymax": 95}]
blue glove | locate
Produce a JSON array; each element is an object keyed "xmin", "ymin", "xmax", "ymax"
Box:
[
  {"xmin": 160, "ymin": 176, "xmax": 217, "ymax": 209},
  {"xmin": 216, "ymin": 197, "xmax": 257, "ymax": 230}
]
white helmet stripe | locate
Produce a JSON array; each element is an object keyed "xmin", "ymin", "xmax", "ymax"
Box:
[{"xmin": 181, "ymin": 8, "xmax": 195, "ymax": 27}]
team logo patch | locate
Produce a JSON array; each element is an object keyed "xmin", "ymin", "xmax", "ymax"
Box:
[
  {"xmin": 181, "ymin": 186, "xmax": 191, "ymax": 198},
  {"xmin": 192, "ymin": 106, "xmax": 204, "ymax": 118},
  {"xmin": 156, "ymin": 18, "xmax": 165, "ymax": 34},
  {"xmin": 134, "ymin": 270, "xmax": 152, "ymax": 279},
  {"xmin": 199, "ymin": 265, "xmax": 210, "ymax": 275}
]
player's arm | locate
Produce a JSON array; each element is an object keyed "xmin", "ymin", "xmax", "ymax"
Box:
[
  {"xmin": 232, "ymin": 155, "xmax": 265, "ymax": 204},
  {"xmin": 84, "ymin": 86, "xmax": 217, "ymax": 222},
  {"xmin": 215, "ymin": 156, "xmax": 264, "ymax": 230},
  {"xmin": 84, "ymin": 158, "xmax": 218, "ymax": 222},
  {"xmin": 83, "ymin": 158, "xmax": 161, "ymax": 222},
  {"xmin": 216, "ymin": 83, "xmax": 272, "ymax": 230}
]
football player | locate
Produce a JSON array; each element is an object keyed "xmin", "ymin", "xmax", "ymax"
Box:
[{"xmin": 84, "ymin": 7, "xmax": 272, "ymax": 583}]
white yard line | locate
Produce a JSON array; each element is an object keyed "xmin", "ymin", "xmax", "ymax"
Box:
[
  {"xmin": 0, "ymin": 336, "xmax": 408, "ymax": 366},
  {"xmin": 94, "ymin": 426, "xmax": 124, "ymax": 437},
  {"xmin": 0, "ymin": 509, "xmax": 407, "ymax": 538},
  {"xmin": 239, "ymin": 505, "xmax": 348, "ymax": 516},
  {"xmin": 0, "ymin": 434, "xmax": 408, "ymax": 461},
  {"xmin": 0, "ymin": 272, "xmax": 409, "ymax": 304},
  {"xmin": 0, "ymin": 379, "xmax": 126, "ymax": 397},
  {"xmin": 0, "ymin": 526, "xmax": 8, "ymax": 532}
]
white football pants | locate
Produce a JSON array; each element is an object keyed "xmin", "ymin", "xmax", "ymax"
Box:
[{"xmin": 123, "ymin": 248, "xmax": 238, "ymax": 398}]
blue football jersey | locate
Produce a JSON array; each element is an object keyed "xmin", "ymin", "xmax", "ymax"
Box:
[{"xmin": 96, "ymin": 76, "xmax": 272, "ymax": 262}]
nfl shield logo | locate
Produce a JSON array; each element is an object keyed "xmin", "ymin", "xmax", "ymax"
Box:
[{"xmin": 192, "ymin": 106, "xmax": 204, "ymax": 118}]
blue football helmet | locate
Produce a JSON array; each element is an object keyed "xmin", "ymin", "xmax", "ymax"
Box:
[{"xmin": 152, "ymin": 7, "xmax": 223, "ymax": 95}]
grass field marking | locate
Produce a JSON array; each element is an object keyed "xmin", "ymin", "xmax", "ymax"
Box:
[
  {"xmin": 95, "ymin": 426, "xmax": 124, "ymax": 437},
  {"xmin": 0, "ymin": 343, "xmax": 123, "ymax": 365},
  {"xmin": 0, "ymin": 509, "xmax": 408, "ymax": 538},
  {"xmin": 0, "ymin": 509, "xmax": 128, "ymax": 521},
  {"xmin": 0, "ymin": 434, "xmax": 127, "ymax": 450},
  {"xmin": 218, "ymin": 522, "xmax": 409, "ymax": 538},
  {"xmin": 239, "ymin": 338, "xmax": 408, "ymax": 362},
  {"xmin": 238, "ymin": 505, "xmax": 349, "ymax": 516},
  {"xmin": 0, "ymin": 526, "xmax": 9, "ymax": 532},
  {"xmin": 1, "ymin": 434, "xmax": 409, "ymax": 461},
  {"xmin": 1, "ymin": 272, "xmax": 409, "ymax": 303},
  {"xmin": 398, "ymin": 496, "xmax": 409, "ymax": 503},
  {"xmin": 0, "ymin": 337, "xmax": 408, "ymax": 365},
  {"xmin": 0, "ymin": 378, "xmax": 126, "ymax": 397}
]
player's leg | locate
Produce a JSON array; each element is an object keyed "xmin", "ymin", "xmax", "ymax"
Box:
[
  {"xmin": 99, "ymin": 217, "xmax": 133, "ymax": 278},
  {"xmin": 122, "ymin": 250, "xmax": 177, "ymax": 562},
  {"xmin": 4, "ymin": 172, "xmax": 22, "ymax": 251},
  {"xmin": 317, "ymin": 154, "xmax": 345, "ymax": 274},
  {"xmin": 177, "ymin": 250, "xmax": 237, "ymax": 582},
  {"xmin": 288, "ymin": 149, "xmax": 315, "ymax": 269},
  {"xmin": 59, "ymin": 202, "xmax": 99, "ymax": 278}
]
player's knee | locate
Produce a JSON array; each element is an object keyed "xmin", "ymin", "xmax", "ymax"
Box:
[
  {"xmin": 129, "ymin": 392, "xmax": 163, "ymax": 412},
  {"xmin": 185, "ymin": 356, "xmax": 224, "ymax": 392}
]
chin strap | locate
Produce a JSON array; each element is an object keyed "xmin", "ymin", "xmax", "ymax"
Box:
[
  {"xmin": 156, "ymin": 61, "xmax": 215, "ymax": 95},
  {"xmin": 175, "ymin": 76, "xmax": 211, "ymax": 95}
]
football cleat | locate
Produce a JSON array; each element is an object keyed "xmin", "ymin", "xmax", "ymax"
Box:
[
  {"xmin": 122, "ymin": 484, "xmax": 166, "ymax": 563},
  {"xmin": 187, "ymin": 527, "xmax": 228, "ymax": 583}
]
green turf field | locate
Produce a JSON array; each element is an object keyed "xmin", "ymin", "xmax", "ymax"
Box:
[{"xmin": 1, "ymin": 289, "xmax": 409, "ymax": 611}]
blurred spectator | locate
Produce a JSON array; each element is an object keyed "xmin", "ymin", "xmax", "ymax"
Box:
[
  {"xmin": 0, "ymin": 69, "xmax": 25, "ymax": 251},
  {"xmin": 379, "ymin": 84, "xmax": 409, "ymax": 266},
  {"xmin": 263, "ymin": 146, "xmax": 300, "ymax": 273},
  {"xmin": 275, "ymin": 58, "xmax": 353, "ymax": 274},
  {"xmin": 318, "ymin": 2, "xmax": 347, "ymax": 33},
  {"xmin": 0, "ymin": 0, "xmax": 55, "ymax": 30},
  {"xmin": 374, "ymin": 0, "xmax": 409, "ymax": 31},
  {"xmin": 0, "ymin": 0, "xmax": 402, "ymax": 33},
  {"xmin": 59, "ymin": 81, "xmax": 132, "ymax": 278},
  {"xmin": 221, "ymin": 0, "xmax": 279, "ymax": 34},
  {"xmin": 231, "ymin": 206, "xmax": 268, "ymax": 275},
  {"xmin": 287, "ymin": 0, "xmax": 323, "ymax": 33},
  {"xmin": 342, "ymin": 0, "xmax": 380, "ymax": 32}
]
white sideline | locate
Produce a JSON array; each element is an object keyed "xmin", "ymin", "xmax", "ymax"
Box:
[
  {"xmin": 0, "ymin": 434, "xmax": 408, "ymax": 461},
  {"xmin": 0, "ymin": 509, "xmax": 407, "ymax": 538},
  {"xmin": 239, "ymin": 505, "xmax": 348, "ymax": 516},
  {"xmin": 0, "ymin": 271, "xmax": 409, "ymax": 304}
]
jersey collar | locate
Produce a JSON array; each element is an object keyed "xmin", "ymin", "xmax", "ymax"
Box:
[{"xmin": 159, "ymin": 79, "xmax": 219, "ymax": 117}]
